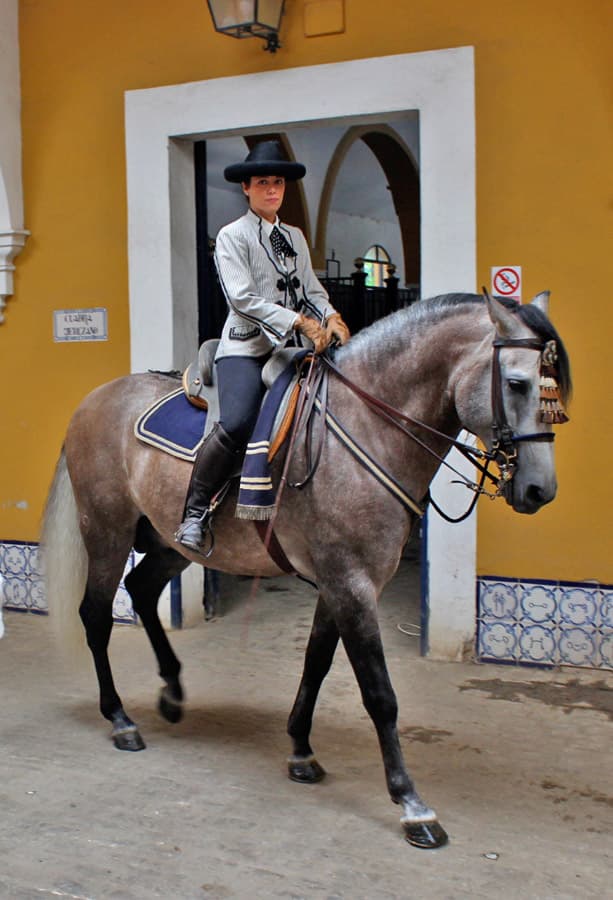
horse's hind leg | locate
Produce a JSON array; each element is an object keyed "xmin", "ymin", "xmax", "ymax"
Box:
[
  {"xmin": 287, "ymin": 595, "xmax": 339, "ymax": 784},
  {"xmin": 124, "ymin": 547, "xmax": 190, "ymax": 724},
  {"xmin": 80, "ymin": 561, "xmax": 146, "ymax": 752}
]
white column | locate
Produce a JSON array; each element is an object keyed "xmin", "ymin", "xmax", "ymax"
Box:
[{"xmin": 0, "ymin": 0, "xmax": 29, "ymax": 321}]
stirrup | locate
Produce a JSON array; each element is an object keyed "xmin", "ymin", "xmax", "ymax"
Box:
[
  {"xmin": 175, "ymin": 507, "xmax": 214, "ymax": 555},
  {"xmin": 174, "ymin": 481, "xmax": 231, "ymax": 557}
]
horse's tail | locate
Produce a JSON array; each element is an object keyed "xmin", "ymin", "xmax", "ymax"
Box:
[{"xmin": 41, "ymin": 449, "xmax": 88, "ymax": 658}]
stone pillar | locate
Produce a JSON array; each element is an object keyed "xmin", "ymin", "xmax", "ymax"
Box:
[
  {"xmin": 351, "ymin": 257, "xmax": 367, "ymax": 332},
  {"xmin": 384, "ymin": 263, "xmax": 399, "ymax": 313}
]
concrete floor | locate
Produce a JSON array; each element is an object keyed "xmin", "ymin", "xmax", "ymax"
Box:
[{"xmin": 0, "ymin": 561, "xmax": 611, "ymax": 900}]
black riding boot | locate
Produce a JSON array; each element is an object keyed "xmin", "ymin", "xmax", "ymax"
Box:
[{"xmin": 175, "ymin": 423, "xmax": 243, "ymax": 552}]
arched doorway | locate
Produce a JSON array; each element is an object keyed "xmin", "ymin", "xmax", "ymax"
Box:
[{"xmin": 315, "ymin": 124, "xmax": 419, "ymax": 288}]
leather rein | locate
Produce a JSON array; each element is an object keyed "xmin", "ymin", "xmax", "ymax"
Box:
[{"xmin": 290, "ymin": 336, "xmax": 555, "ymax": 524}]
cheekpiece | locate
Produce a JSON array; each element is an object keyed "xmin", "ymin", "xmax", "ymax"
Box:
[{"xmin": 224, "ymin": 140, "xmax": 306, "ymax": 183}]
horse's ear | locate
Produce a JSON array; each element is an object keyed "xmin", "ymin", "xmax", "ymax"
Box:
[
  {"xmin": 530, "ymin": 291, "xmax": 550, "ymax": 316},
  {"xmin": 482, "ymin": 288, "xmax": 519, "ymax": 337}
]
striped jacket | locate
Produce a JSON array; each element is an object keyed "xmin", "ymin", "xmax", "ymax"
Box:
[{"xmin": 214, "ymin": 208, "xmax": 337, "ymax": 359}]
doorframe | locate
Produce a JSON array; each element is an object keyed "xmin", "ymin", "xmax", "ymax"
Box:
[{"xmin": 124, "ymin": 47, "xmax": 477, "ymax": 659}]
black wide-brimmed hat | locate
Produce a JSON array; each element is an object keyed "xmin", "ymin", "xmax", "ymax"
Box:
[{"xmin": 224, "ymin": 140, "xmax": 306, "ymax": 184}]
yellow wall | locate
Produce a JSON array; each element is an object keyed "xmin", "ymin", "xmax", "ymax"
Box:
[{"xmin": 2, "ymin": 0, "xmax": 611, "ymax": 582}]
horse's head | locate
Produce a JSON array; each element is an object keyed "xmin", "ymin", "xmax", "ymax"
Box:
[{"xmin": 455, "ymin": 291, "xmax": 571, "ymax": 515}]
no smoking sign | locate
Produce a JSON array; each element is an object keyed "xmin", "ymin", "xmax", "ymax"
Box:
[{"xmin": 491, "ymin": 266, "xmax": 522, "ymax": 301}]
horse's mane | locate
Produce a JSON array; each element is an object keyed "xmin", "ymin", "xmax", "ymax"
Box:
[
  {"xmin": 339, "ymin": 292, "xmax": 572, "ymax": 405},
  {"xmin": 509, "ymin": 297, "xmax": 572, "ymax": 405}
]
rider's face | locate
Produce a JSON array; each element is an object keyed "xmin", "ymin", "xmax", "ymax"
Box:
[{"xmin": 243, "ymin": 175, "xmax": 286, "ymax": 223}]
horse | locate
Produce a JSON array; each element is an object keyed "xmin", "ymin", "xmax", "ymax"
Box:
[{"xmin": 41, "ymin": 290, "xmax": 571, "ymax": 849}]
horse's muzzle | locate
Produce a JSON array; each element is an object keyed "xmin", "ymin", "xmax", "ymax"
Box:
[{"xmin": 507, "ymin": 480, "xmax": 557, "ymax": 515}]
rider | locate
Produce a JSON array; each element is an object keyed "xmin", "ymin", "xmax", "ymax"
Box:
[{"xmin": 176, "ymin": 140, "xmax": 351, "ymax": 551}]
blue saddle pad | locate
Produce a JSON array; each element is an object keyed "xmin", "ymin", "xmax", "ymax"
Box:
[{"xmin": 134, "ymin": 388, "xmax": 207, "ymax": 462}]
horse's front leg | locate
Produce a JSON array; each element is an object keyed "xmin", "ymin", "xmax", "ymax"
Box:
[
  {"xmin": 319, "ymin": 574, "xmax": 448, "ymax": 849},
  {"xmin": 287, "ymin": 594, "xmax": 339, "ymax": 784}
]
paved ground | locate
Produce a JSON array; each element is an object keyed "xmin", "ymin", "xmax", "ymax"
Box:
[{"xmin": 0, "ymin": 561, "xmax": 611, "ymax": 900}]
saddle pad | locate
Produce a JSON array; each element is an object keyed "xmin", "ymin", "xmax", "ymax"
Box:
[
  {"xmin": 134, "ymin": 368, "xmax": 301, "ymax": 467},
  {"xmin": 134, "ymin": 388, "xmax": 207, "ymax": 462}
]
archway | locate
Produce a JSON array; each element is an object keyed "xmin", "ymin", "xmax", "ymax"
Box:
[{"xmin": 315, "ymin": 125, "xmax": 419, "ymax": 285}]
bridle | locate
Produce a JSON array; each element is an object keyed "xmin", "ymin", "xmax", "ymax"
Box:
[
  {"xmin": 488, "ymin": 337, "xmax": 555, "ymax": 503},
  {"xmin": 289, "ymin": 332, "xmax": 559, "ymax": 524}
]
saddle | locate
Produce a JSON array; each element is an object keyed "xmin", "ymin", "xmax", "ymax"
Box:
[{"xmin": 182, "ymin": 339, "xmax": 304, "ymax": 452}]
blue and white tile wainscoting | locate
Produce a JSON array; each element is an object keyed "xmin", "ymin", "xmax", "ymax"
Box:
[
  {"xmin": 0, "ymin": 540, "xmax": 205, "ymax": 629},
  {"xmin": 0, "ymin": 540, "xmax": 137, "ymax": 623},
  {"xmin": 3, "ymin": 539, "xmax": 612, "ymax": 672},
  {"xmin": 477, "ymin": 576, "xmax": 613, "ymax": 671}
]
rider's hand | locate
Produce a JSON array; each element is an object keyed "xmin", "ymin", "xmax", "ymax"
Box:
[
  {"xmin": 325, "ymin": 313, "xmax": 351, "ymax": 347},
  {"xmin": 294, "ymin": 314, "xmax": 328, "ymax": 354}
]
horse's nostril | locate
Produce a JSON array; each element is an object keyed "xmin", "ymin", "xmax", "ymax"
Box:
[{"xmin": 526, "ymin": 484, "xmax": 545, "ymax": 504}]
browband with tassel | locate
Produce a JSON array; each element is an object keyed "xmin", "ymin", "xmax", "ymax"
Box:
[{"xmin": 539, "ymin": 340, "xmax": 569, "ymax": 424}]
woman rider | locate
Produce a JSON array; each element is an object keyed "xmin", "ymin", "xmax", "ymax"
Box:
[{"xmin": 176, "ymin": 140, "xmax": 350, "ymax": 551}]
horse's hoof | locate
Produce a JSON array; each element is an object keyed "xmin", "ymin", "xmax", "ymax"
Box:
[
  {"xmin": 403, "ymin": 820, "xmax": 448, "ymax": 849},
  {"xmin": 288, "ymin": 756, "xmax": 326, "ymax": 784},
  {"xmin": 112, "ymin": 727, "xmax": 146, "ymax": 752},
  {"xmin": 158, "ymin": 688, "xmax": 184, "ymax": 724}
]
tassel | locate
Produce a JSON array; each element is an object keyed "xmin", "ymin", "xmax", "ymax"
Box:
[
  {"xmin": 539, "ymin": 367, "xmax": 569, "ymax": 424},
  {"xmin": 539, "ymin": 339, "xmax": 569, "ymax": 423}
]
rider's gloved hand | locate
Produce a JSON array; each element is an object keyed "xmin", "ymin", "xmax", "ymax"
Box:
[
  {"xmin": 294, "ymin": 314, "xmax": 328, "ymax": 354},
  {"xmin": 325, "ymin": 313, "xmax": 351, "ymax": 347}
]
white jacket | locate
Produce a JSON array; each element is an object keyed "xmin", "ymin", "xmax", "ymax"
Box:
[{"xmin": 214, "ymin": 208, "xmax": 336, "ymax": 359}]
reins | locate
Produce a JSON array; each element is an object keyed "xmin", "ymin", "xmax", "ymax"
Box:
[{"xmin": 319, "ymin": 353, "xmax": 499, "ymax": 522}]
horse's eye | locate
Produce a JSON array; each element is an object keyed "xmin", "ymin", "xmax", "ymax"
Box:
[{"xmin": 507, "ymin": 378, "xmax": 528, "ymax": 395}]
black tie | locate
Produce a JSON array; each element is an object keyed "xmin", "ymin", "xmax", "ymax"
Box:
[{"xmin": 270, "ymin": 226, "xmax": 297, "ymax": 259}]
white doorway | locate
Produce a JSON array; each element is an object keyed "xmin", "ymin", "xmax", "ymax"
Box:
[{"xmin": 124, "ymin": 48, "xmax": 477, "ymax": 659}]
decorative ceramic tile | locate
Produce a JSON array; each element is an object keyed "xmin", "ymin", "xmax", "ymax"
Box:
[
  {"xmin": 558, "ymin": 626, "xmax": 597, "ymax": 667},
  {"xmin": 477, "ymin": 575, "xmax": 613, "ymax": 671},
  {"xmin": 598, "ymin": 631, "xmax": 613, "ymax": 669},
  {"xmin": 478, "ymin": 580, "xmax": 519, "ymax": 620},
  {"xmin": 558, "ymin": 585, "xmax": 599, "ymax": 627},
  {"xmin": 518, "ymin": 624, "xmax": 557, "ymax": 665},
  {"xmin": 519, "ymin": 582, "xmax": 558, "ymax": 624},
  {"xmin": 477, "ymin": 620, "xmax": 518, "ymax": 661},
  {"xmin": 0, "ymin": 541, "xmax": 43, "ymax": 612},
  {"xmin": 114, "ymin": 551, "xmax": 138, "ymax": 623},
  {"xmin": 600, "ymin": 590, "xmax": 613, "ymax": 629}
]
